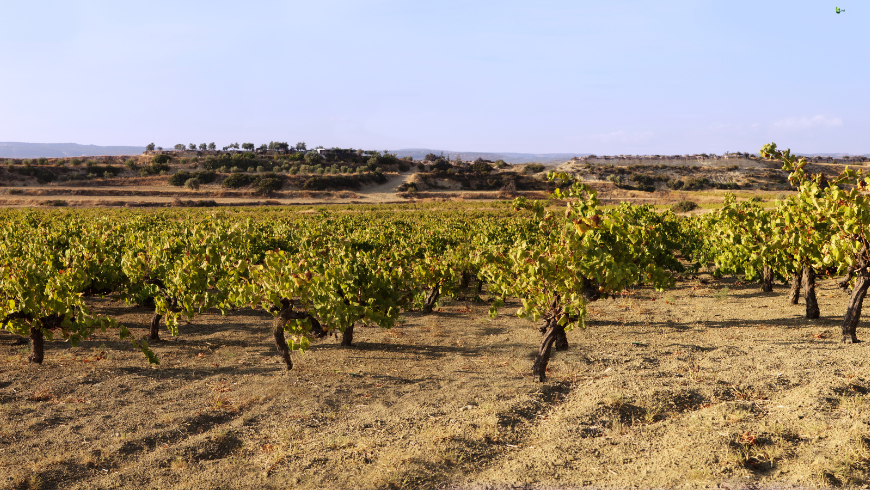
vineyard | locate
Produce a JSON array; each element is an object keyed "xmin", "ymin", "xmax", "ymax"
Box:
[{"xmin": 5, "ymin": 146, "xmax": 870, "ymax": 488}]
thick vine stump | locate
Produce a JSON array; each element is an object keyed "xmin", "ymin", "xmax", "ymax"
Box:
[
  {"xmin": 841, "ymin": 254, "xmax": 870, "ymax": 344},
  {"xmin": 789, "ymin": 273, "xmax": 801, "ymax": 305},
  {"xmin": 839, "ymin": 268, "xmax": 857, "ymax": 294},
  {"xmin": 149, "ymin": 312, "xmax": 162, "ymax": 341},
  {"xmin": 341, "ymin": 324, "xmax": 354, "ymax": 347},
  {"xmin": 803, "ymin": 266, "xmax": 820, "ymax": 319},
  {"xmin": 28, "ymin": 327, "xmax": 44, "ymax": 364},
  {"xmin": 272, "ymin": 304, "xmax": 295, "ymax": 370},
  {"xmin": 761, "ymin": 265, "xmax": 773, "ymax": 293},
  {"xmin": 533, "ymin": 318, "xmax": 559, "ymax": 382},
  {"xmin": 422, "ymin": 286, "xmax": 440, "ymax": 314},
  {"xmin": 841, "ymin": 275, "xmax": 870, "ymax": 343},
  {"xmin": 308, "ymin": 315, "xmax": 326, "ymax": 338}
]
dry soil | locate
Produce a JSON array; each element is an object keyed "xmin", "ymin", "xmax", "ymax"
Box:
[{"xmin": 3, "ymin": 277, "xmax": 870, "ymax": 489}]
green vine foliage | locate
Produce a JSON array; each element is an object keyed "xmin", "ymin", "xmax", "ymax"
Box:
[
  {"xmin": 0, "ymin": 213, "xmax": 153, "ymax": 361},
  {"xmin": 760, "ymin": 142, "xmax": 866, "ymax": 274},
  {"xmin": 485, "ymin": 173, "xmax": 680, "ymax": 332},
  {"xmin": 698, "ymin": 194, "xmax": 784, "ymax": 281}
]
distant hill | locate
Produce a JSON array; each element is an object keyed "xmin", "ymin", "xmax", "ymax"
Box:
[
  {"xmin": 0, "ymin": 142, "xmax": 145, "ymax": 158},
  {"xmin": 391, "ymin": 148, "xmax": 588, "ymax": 165},
  {"xmin": 796, "ymin": 152, "xmax": 870, "ymax": 158}
]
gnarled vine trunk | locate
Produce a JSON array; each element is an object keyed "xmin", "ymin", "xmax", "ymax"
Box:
[
  {"xmin": 341, "ymin": 324, "xmax": 354, "ymax": 347},
  {"xmin": 27, "ymin": 314, "xmax": 62, "ymax": 365},
  {"xmin": 271, "ymin": 300, "xmax": 326, "ymax": 369},
  {"xmin": 788, "ymin": 273, "xmax": 801, "ymax": 305},
  {"xmin": 533, "ymin": 281, "xmax": 599, "ymax": 382},
  {"xmin": 272, "ymin": 304, "xmax": 296, "ymax": 370},
  {"xmin": 149, "ymin": 312, "xmax": 162, "ymax": 341},
  {"xmin": 28, "ymin": 326, "xmax": 44, "ymax": 364},
  {"xmin": 803, "ymin": 266, "xmax": 820, "ymax": 319},
  {"xmin": 761, "ymin": 265, "xmax": 773, "ymax": 292},
  {"xmin": 533, "ymin": 317, "xmax": 559, "ymax": 382},
  {"xmin": 422, "ymin": 285, "xmax": 440, "ymax": 314},
  {"xmin": 308, "ymin": 315, "xmax": 326, "ymax": 338},
  {"xmin": 841, "ymin": 252, "xmax": 870, "ymax": 344},
  {"xmin": 839, "ymin": 267, "xmax": 856, "ymax": 294},
  {"xmin": 841, "ymin": 274, "xmax": 870, "ymax": 344}
]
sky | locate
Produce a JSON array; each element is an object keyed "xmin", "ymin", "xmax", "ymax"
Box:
[{"xmin": 0, "ymin": 0, "xmax": 866, "ymax": 155}]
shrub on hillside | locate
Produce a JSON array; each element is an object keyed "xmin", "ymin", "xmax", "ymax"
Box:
[
  {"xmin": 301, "ymin": 173, "xmax": 386, "ymax": 190},
  {"xmin": 151, "ymin": 154, "xmax": 171, "ymax": 164},
  {"xmin": 304, "ymin": 152, "xmax": 322, "ymax": 165},
  {"xmin": 221, "ymin": 173, "xmax": 255, "ymax": 189},
  {"xmin": 84, "ymin": 164, "xmax": 122, "ymax": 177},
  {"xmin": 431, "ymin": 160, "xmax": 452, "ymax": 172},
  {"xmin": 631, "ymin": 174, "xmax": 655, "ymax": 186},
  {"xmin": 672, "ymin": 200, "xmax": 698, "ymax": 213},
  {"xmin": 524, "ymin": 163, "xmax": 545, "ymax": 174},
  {"xmin": 254, "ymin": 174, "xmax": 284, "ymax": 195},
  {"xmin": 195, "ymin": 170, "xmax": 216, "ymax": 184},
  {"xmin": 683, "ymin": 177, "xmax": 711, "ymax": 191},
  {"xmin": 15, "ymin": 167, "xmax": 56, "ymax": 183},
  {"xmin": 169, "ymin": 171, "xmax": 192, "ymax": 186},
  {"xmin": 470, "ymin": 161, "xmax": 493, "ymax": 174},
  {"xmin": 303, "ymin": 175, "xmax": 355, "ymax": 190},
  {"xmin": 201, "ymin": 156, "xmax": 218, "ymax": 170},
  {"xmin": 219, "ymin": 172, "xmax": 285, "ymax": 193},
  {"xmin": 667, "ymin": 179, "xmax": 684, "ymax": 190},
  {"xmin": 367, "ymin": 152, "xmax": 398, "ymax": 168},
  {"xmin": 184, "ymin": 178, "xmax": 201, "ymax": 190},
  {"xmin": 397, "ymin": 182, "xmax": 418, "ymax": 193},
  {"xmin": 140, "ymin": 161, "xmax": 170, "ymax": 176},
  {"xmin": 169, "ymin": 170, "xmax": 215, "ymax": 186}
]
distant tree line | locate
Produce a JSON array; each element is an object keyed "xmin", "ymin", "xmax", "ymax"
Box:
[{"xmin": 146, "ymin": 141, "xmax": 303, "ymax": 153}]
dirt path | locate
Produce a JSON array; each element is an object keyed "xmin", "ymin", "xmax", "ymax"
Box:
[{"xmin": 355, "ymin": 172, "xmax": 413, "ymax": 202}]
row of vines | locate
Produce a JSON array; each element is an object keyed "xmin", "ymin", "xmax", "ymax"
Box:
[{"xmin": 3, "ymin": 142, "xmax": 870, "ymax": 381}]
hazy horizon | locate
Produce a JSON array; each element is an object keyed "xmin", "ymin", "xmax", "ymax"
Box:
[{"xmin": 0, "ymin": 141, "xmax": 866, "ymax": 162}]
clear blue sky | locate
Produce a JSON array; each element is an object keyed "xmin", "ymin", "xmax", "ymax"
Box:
[{"xmin": 0, "ymin": 1, "xmax": 866, "ymax": 155}]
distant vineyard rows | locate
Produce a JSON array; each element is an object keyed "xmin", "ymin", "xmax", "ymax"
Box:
[{"xmin": 4, "ymin": 143, "xmax": 870, "ymax": 380}]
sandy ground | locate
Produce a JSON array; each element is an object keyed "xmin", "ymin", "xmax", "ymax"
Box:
[{"xmin": 3, "ymin": 275, "xmax": 870, "ymax": 489}]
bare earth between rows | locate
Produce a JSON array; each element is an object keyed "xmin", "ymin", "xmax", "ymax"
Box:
[{"xmin": 1, "ymin": 276, "xmax": 868, "ymax": 489}]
